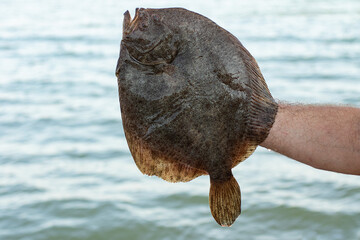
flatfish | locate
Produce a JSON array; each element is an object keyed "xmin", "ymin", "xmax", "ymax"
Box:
[{"xmin": 116, "ymin": 8, "xmax": 278, "ymax": 226}]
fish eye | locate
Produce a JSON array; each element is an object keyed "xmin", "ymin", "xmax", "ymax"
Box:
[
  {"xmin": 139, "ymin": 22, "xmax": 148, "ymax": 31},
  {"xmin": 153, "ymin": 14, "xmax": 161, "ymax": 24}
]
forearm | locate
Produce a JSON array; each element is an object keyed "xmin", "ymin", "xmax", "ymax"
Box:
[{"xmin": 260, "ymin": 103, "xmax": 360, "ymax": 175}]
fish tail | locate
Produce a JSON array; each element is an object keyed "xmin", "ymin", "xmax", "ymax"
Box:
[{"xmin": 209, "ymin": 175, "xmax": 241, "ymax": 227}]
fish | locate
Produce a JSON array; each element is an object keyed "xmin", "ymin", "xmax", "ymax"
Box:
[{"xmin": 115, "ymin": 7, "xmax": 278, "ymax": 226}]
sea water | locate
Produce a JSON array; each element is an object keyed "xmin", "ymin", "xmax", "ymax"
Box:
[{"xmin": 1, "ymin": 0, "xmax": 360, "ymax": 239}]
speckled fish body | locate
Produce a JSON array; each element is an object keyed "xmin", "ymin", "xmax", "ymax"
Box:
[{"xmin": 116, "ymin": 8, "xmax": 278, "ymax": 226}]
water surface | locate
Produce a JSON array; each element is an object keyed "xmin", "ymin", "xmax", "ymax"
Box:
[{"xmin": 1, "ymin": 0, "xmax": 360, "ymax": 239}]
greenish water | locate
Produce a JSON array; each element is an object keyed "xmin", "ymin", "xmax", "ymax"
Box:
[{"xmin": 1, "ymin": 0, "xmax": 360, "ymax": 239}]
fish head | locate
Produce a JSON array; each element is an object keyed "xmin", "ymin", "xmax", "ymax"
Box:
[{"xmin": 122, "ymin": 8, "xmax": 179, "ymax": 65}]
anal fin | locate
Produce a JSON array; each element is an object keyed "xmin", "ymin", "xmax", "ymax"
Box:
[{"xmin": 125, "ymin": 130, "xmax": 206, "ymax": 182}]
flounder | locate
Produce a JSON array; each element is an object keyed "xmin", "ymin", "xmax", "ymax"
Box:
[{"xmin": 116, "ymin": 8, "xmax": 278, "ymax": 226}]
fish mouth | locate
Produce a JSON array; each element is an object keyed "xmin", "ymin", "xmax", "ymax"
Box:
[
  {"xmin": 122, "ymin": 7, "xmax": 164, "ymax": 55},
  {"xmin": 123, "ymin": 10, "xmax": 132, "ymax": 36},
  {"xmin": 121, "ymin": 8, "xmax": 171, "ymax": 66},
  {"xmin": 123, "ymin": 8, "xmax": 146, "ymax": 36}
]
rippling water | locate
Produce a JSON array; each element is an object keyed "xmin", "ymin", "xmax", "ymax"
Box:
[{"xmin": 1, "ymin": 0, "xmax": 360, "ymax": 239}]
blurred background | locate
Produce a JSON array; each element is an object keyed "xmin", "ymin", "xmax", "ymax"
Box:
[{"xmin": 0, "ymin": 0, "xmax": 359, "ymax": 239}]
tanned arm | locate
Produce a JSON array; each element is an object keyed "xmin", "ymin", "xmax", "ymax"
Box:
[{"xmin": 260, "ymin": 103, "xmax": 360, "ymax": 175}]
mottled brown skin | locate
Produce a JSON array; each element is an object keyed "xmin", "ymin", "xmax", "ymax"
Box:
[{"xmin": 116, "ymin": 8, "xmax": 278, "ymax": 226}]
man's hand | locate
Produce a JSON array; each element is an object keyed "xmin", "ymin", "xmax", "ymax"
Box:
[{"xmin": 260, "ymin": 103, "xmax": 360, "ymax": 175}]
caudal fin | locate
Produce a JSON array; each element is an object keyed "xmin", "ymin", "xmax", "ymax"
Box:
[{"xmin": 209, "ymin": 175, "xmax": 241, "ymax": 227}]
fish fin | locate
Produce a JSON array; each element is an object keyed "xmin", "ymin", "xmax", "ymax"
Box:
[
  {"xmin": 231, "ymin": 142, "xmax": 257, "ymax": 168},
  {"xmin": 240, "ymin": 46, "xmax": 278, "ymax": 144},
  {"xmin": 209, "ymin": 175, "xmax": 241, "ymax": 227},
  {"xmin": 125, "ymin": 130, "xmax": 206, "ymax": 182}
]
